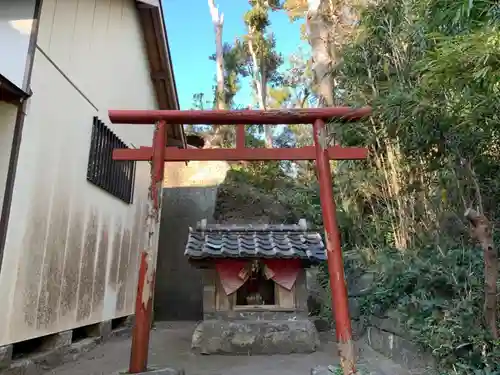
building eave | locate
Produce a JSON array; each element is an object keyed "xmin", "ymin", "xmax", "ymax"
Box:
[
  {"xmin": 0, "ymin": 74, "xmax": 30, "ymax": 105},
  {"xmin": 135, "ymin": 0, "xmax": 186, "ymax": 147}
]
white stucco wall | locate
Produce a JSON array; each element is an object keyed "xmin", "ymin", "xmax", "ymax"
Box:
[{"xmin": 0, "ymin": 0, "xmax": 159, "ymax": 345}]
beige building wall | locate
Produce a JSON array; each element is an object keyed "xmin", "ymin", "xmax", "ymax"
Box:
[{"xmin": 0, "ymin": 0, "xmax": 160, "ymax": 345}]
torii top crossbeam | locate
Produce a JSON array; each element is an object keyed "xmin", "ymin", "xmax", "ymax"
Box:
[
  {"xmin": 110, "ymin": 107, "xmax": 371, "ymax": 162},
  {"xmin": 108, "ymin": 106, "xmax": 371, "ymax": 125}
]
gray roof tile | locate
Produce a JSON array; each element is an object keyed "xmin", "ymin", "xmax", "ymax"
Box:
[{"xmin": 184, "ymin": 222, "xmax": 326, "ymax": 262}]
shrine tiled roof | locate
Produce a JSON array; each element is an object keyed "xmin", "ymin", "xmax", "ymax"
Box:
[{"xmin": 184, "ymin": 220, "xmax": 326, "ymax": 262}]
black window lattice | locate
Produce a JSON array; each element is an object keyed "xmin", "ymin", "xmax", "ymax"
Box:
[{"xmin": 86, "ymin": 117, "xmax": 136, "ymax": 204}]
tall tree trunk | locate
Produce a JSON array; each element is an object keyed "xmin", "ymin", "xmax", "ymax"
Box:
[
  {"xmin": 209, "ymin": 0, "xmax": 225, "ymax": 110},
  {"xmin": 247, "ymin": 30, "xmax": 273, "ymax": 148},
  {"xmin": 260, "ymin": 51, "xmax": 273, "ymax": 147},
  {"xmin": 465, "ymin": 208, "xmax": 498, "ymax": 339},
  {"xmin": 306, "ymin": 0, "xmax": 335, "ymax": 107},
  {"xmin": 208, "ymin": 0, "xmax": 227, "ymax": 147},
  {"xmin": 248, "ymin": 35, "xmax": 265, "ymax": 110}
]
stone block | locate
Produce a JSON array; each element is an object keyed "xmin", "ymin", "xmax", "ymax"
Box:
[
  {"xmin": 351, "ymin": 319, "xmax": 366, "ymax": 340},
  {"xmin": 192, "ymin": 319, "xmax": 320, "ymax": 355},
  {"xmin": 40, "ymin": 331, "xmax": 72, "ymax": 351},
  {"xmin": 369, "ymin": 310, "xmax": 407, "ymax": 339},
  {"xmin": 84, "ymin": 321, "xmax": 113, "ymax": 340},
  {"xmin": 98, "ymin": 320, "xmax": 113, "ymax": 339},
  {"xmin": 348, "ymin": 272, "xmax": 375, "ymax": 297},
  {"xmin": 365, "ymin": 326, "xmax": 434, "ymax": 370},
  {"xmin": 205, "ymin": 310, "xmax": 308, "ymax": 321},
  {"xmin": 349, "ymin": 297, "xmax": 361, "ymax": 319},
  {"xmin": 29, "ymin": 348, "xmax": 66, "ymax": 371},
  {"xmin": 0, "ymin": 344, "xmax": 13, "ymax": 369},
  {"xmin": 64, "ymin": 337, "xmax": 100, "ymax": 362},
  {"xmin": 2, "ymin": 359, "xmax": 37, "ymax": 375}
]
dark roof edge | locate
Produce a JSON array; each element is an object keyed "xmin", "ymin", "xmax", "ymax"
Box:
[
  {"xmin": 194, "ymin": 219, "xmax": 311, "ymax": 232},
  {"xmin": 136, "ymin": 0, "xmax": 186, "ymax": 146}
]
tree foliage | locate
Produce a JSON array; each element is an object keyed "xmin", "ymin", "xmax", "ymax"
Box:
[
  {"xmin": 191, "ymin": 0, "xmax": 500, "ymax": 371},
  {"xmin": 309, "ymin": 0, "xmax": 500, "ymax": 372}
]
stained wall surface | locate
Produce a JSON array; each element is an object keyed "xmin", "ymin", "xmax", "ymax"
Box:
[
  {"xmin": 155, "ymin": 161, "xmax": 229, "ymax": 321},
  {"xmin": 0, "ymin": 0, "xmax": 161, "ymax": 345}
]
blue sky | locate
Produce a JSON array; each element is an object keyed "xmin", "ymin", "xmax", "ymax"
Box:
[{"xmin": 162, "ymin": 0, "xmax": 308, "ymax": 109}]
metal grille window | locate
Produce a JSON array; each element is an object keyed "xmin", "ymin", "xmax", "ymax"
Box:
[{"xmin": 86, "ymin": 117, "xmax": 136, "ymax": 204}]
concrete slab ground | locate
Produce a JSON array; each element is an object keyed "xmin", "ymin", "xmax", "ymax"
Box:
[{"xmin": 42, "ymin": 322, "xmax": 413, "ymax": 375}]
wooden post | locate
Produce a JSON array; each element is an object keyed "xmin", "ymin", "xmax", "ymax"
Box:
[
  {"xmin": 129, "ymin": 121, "xmax": 166, "ymax": 373},
  {"xmin": 313, "ymin": 118, "xmax": 356, "ymax": 375}
]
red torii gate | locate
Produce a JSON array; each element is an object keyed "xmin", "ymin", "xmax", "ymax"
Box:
[{"xmin": 109, "ymin": 107, "xmax": 371, "ymax": 375}]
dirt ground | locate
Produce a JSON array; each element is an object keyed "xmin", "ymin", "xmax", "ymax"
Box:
[{"xmin": 43, "ymin": 322, "xmax": 411, "ymax": 375}]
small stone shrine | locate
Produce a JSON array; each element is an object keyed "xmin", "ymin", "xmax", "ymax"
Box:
[{"xmin": 184, "ymin": 219, "xmax": 326, "ymax": 355}]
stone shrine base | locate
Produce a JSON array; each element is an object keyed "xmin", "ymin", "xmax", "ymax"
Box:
[{"xmin": 191, "ymin": 319, "xmax": 320, "ymax": 355}]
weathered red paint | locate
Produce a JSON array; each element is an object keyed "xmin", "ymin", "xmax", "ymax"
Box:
[
  {"xmin": 151, "ymin": 121, "xmax": 167, "ymax": 210},
  {"xmin": 109, "ymin": 108, "xmax": 370, "ymax": 375},
  {"xmin": 129, "ymin": 121, "xmax": 166, "ymax": 374},
  {"xmin": 313, "ymin": 119, "xmax": 356, "ymax": 375},
  {"xmin": 108, "ymin": 107, "xmax": 371, "ymax": 125},
  {"xmin": 129, "ymin": 251, "xmax": 152, "ymax": 373},
  {"xmin": 113, "ymin": 146, "xmax": 367, "ymax": 162}
]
